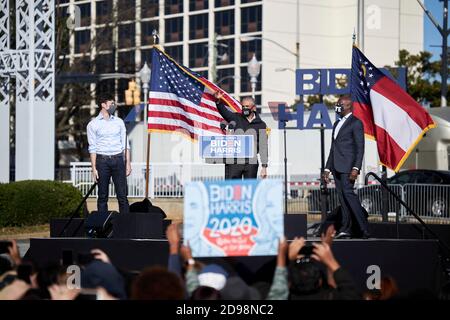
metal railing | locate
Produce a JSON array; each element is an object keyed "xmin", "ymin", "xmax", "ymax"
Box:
[
  {"xmin": 288, "ymin": 183, "xmax": 450, "ymax": 221},
  {"xmin": 69, "ymin": 162, "xmax": 290, "ymax": 198}
]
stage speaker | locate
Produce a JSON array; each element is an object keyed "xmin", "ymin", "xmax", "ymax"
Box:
[
  {"xmin": 284, "ymin": 214, "xmax": 307, "ymax": 239},
  {"xmin": 112, "ymin": 212, "xmax": 167, "ymax": 239},
  {"xmin": 85, "ymin": 211, "xmax": 116, "ymax": 238},
  {"xmin": 50, "ymin": 218, "xmax": 85, "ymax": 238}
]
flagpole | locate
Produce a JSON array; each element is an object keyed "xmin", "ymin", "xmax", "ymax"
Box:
[{"xmin": 144, "ymin": 31, "xmax": 159, "ymax": 199}]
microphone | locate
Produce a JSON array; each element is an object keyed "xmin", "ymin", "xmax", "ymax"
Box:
[
  {"xmin": 227, "ymin": 121, "xmax": 236, "ymax": 133},
  {"xmin": 220, "ymin": 121, "xmax": 227, "ymax": 131}
]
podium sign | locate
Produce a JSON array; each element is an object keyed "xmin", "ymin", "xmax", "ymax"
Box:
[{"xmin": 199, "ymin": 135, "xmax": 254, "ymax": 159}]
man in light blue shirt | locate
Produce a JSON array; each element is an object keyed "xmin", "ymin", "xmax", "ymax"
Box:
[{"xmin": 87, "ymin": 93, "xmax": 131, "ymax": 215}]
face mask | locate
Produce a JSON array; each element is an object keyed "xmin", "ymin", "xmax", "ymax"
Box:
[
  {"xmin": 334, "ymin": 103, "xmax": 344, "ymax": 116},
  {"xmin": 107, "ymin": 103, "xmax": 116, "ymax": 116},
  {"xmin": 242, "ymin": 108, "xmax": 252, "ymax": 117}
]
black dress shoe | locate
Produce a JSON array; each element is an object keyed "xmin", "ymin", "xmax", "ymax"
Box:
[
  {"xmin": 335, "ymin": 232, "xmax": 352, "ymax": 239},
  {"xmin": 361, "ymin": 232, "xmax": 371, "ymax": 239}
]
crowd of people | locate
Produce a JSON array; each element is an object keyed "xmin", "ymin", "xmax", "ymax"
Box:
[{"xmin": 0, "ymin": 224, "xmax": 449, "ymax": 300}]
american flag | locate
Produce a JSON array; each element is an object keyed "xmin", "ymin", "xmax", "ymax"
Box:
[
  {"xmin": 351, "ymin": 46, "xmax": 436, "ymax": 172},
  {"xmin": 148, "ymin": 47, "xmax": 241, "ymax": 140}
]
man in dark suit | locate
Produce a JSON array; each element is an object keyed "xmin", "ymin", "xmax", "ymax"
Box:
[
  {"xmin": 213, "ymin": 92, "xmax": 269, "ymax": 180},
  {"xmin": 323, "ymin": 95, "xmax": 369, "ymax": 239}
]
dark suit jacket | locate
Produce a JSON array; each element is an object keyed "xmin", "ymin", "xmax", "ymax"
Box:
[{"xmin": 325, "ymin": 114, "xmax": 365, "ymax": 173}]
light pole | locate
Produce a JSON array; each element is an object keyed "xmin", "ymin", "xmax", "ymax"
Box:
[
  {"xmin": 139, "ymin": 61, "xmax": 151, "ymax": 198},
  {"xmin": 139, "ymin": 62, "xmax": 151, "ymax": 126},
  {"xmin": 247, "ymin": 54, "xmax": 261, "ymax": 100}
]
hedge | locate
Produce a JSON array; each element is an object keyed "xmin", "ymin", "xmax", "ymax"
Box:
[{"xmin": 0, "ymin": 180, "xmax": 83, "ymax": 227}]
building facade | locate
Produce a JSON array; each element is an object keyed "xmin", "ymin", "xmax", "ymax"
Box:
[
  {"xmin": 56, "ymin": 0, "xmax": 424, "ymax": 177},
  {"xmin": 58, "ymin": 0, "xmax": 423, "ymax": 109}
]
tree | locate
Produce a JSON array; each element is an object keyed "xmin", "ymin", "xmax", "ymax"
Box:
[{"xmin": 390, "ymin": 49, "xmax": 443, "ymax": 108}]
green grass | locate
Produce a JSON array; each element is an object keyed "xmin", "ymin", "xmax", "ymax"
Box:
[{"xmin": 0, "ymin": 224, "xmax": 49, "ymax": 239}]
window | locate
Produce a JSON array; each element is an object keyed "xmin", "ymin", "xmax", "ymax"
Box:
[
  {"xmin": 165, "ymin": 17, "xmax": 183, "ymax": 43},
  {"xmin": 73, "ymin": 56, "xmax": 91, "ymax": 73},
  {"xmin": 241, "ymin": 0, "xmax": 260, "ymax": 3},
  {"xmin": 142, "ymin": 21, "xmax": 159, "ymax": 45},
  {"xmin": 217, "ymin": 68, "xmax": 235, "ymax": 93},
  {"xmin": 415, "ymin": 172, "xmax": 443, "ymax": 184},
  {"xmin": 195, "ymin": 70, "xmax": 208, "ymax": 78},
  {"xmin": 118, "ymin": 0, "xmax": 135, "ymax": 21},
  {"xmin": 165, "ymin": 0, "xmax": 183, "ymax": 15},
  {"xmin": 95, "ymin": 27, "xmax": 113, "ymax": 51},
  {"xmin": 96, "ymin": 1, "xmax": 112, "ymax": 24},
  {"xmin": 240, "ymin": 65, "xmax": 261, "ymax": 93},
  {"xmin": 217, "ymin": 38, "xmax": 234, "ymax": 65},
  {"xmin": 241, "ymin": 38, "xmax": 261, "ymax": 63},
  {"xmin": 118, "ymin": 51, "xmax": 135, "ymax": 73},
  {"xmin": 189, "ymin": 0, "xmax": 208, "ymax": 11},
  {"xmin": 215, "ymin": 10, "xmax": 234, "ymax": 36},
  {"xmin": 96, "ymin": 80, "xmax": 115, "ymax": 104},
  {"xmin": 79, "ymin": 3, "xmax": 91, "ymax": 27},
  {"xmin": 95, "ymin": 53, "xmax": 114, "ymax": 73},
  {"xmin": 189, "ymin": 42, "xmax": 208, "ymax": 68},
  {"xmin": 118, "ymin": 79, "xmax": 128, "ymax": 103},
  {"xmin": 238, "ymin": 94, "xmax": 261, "ymax": 106},
  {"xmin": 141, "ymin": 49, "xmax": 153, "ymax": 66},
  {"xmin": 118, "ymin": 24, "xmax": 135, "ymax": 48},
  {"xmin": 241, "ymin": 6, "xmax": 262, "ymax": 33},
  {"xmin": 389, "ymin": 172, "xmax": 414, "ymax": 185},
  {"xmin": 142, "ymin": 0, "xmax": 159, "ymax": 18},
  {"xmin": 215, "ymin": 0, "xmax": 235, "ymax": 7},
  {"xmin": 75, "ymin": 30, "xmax": 90, "ymax": 53},
  {"xmin": 189, "ymin": 14, "xmax": 208, "ymax": 39},
  {"xmin": 165, "ymin": 46, "xmax": 183, "ymax": 64}
]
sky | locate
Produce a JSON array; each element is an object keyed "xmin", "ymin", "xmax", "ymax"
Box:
[{"xmin": 424, "ymin": 0, "xmax": 449, "ymax": 61}]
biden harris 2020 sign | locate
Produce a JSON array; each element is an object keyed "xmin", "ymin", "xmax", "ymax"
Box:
[{"xmin": 183, "ymin": 179, "xmax": 284, "ymax": 257}]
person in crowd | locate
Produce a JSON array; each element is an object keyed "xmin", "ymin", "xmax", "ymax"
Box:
[
  {"xmin": 130, "ymin": 266, "xmax": 185, "ymax": 300},
  {"xmin": 289, "ymin": 233, "xmax": 360, "ymax": 299}
]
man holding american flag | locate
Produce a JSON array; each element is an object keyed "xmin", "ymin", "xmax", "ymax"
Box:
[
  {"xmin": 147, "ymin": 46, "xmax": 268, "ymax": 180},
  {"xmin": 214, "ymin": 92, "xmax": 269, "ymax": 180}
]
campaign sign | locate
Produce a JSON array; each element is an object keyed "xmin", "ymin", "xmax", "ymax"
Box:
[
  {"xmin": 199, "ymin": 135, "xmax": 254, "ymax": 159},
  {"xmin": 184, "ymin": 179, "xmax": 283, "ymax": 257}
]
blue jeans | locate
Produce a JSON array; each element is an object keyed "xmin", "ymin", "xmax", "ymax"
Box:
[{"xmin": 96, "ymin": 154, "xmax": 129, "ymax": 215}]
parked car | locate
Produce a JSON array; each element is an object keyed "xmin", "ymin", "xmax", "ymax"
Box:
[{"xmin": 307, "ymin": 170, "xmax": 450, "ymax": 217}]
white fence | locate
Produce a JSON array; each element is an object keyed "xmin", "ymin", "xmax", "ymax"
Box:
[{"xmin": 70, "ymin": 162, "xmax": 290, "ymax": 198}]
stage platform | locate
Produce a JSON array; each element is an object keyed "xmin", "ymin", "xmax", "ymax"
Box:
[{"xmin": 26, "ymin": 237, "xmax": 445, "ymax": 295}]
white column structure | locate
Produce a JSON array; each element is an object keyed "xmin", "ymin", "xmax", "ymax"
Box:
[
  {"xmin": 14, "ymin": 0, "xmax": 56, "ymax": 181},
  {"xmin": 0, "ymin": 0, "xmax": 10, "ymax": 182}
]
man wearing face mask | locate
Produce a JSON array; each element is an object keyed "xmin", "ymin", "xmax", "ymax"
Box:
[
  {"xmin": 323, "ymin": 95, "xmax": 369, "ymax": 239},
  {"xmin": 87, "ymin": 94, "xmax": 131, "ymax": 215},
  {"xmin": 214, "ymin": 91, "xmax": 268, "ymax": 180}
]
